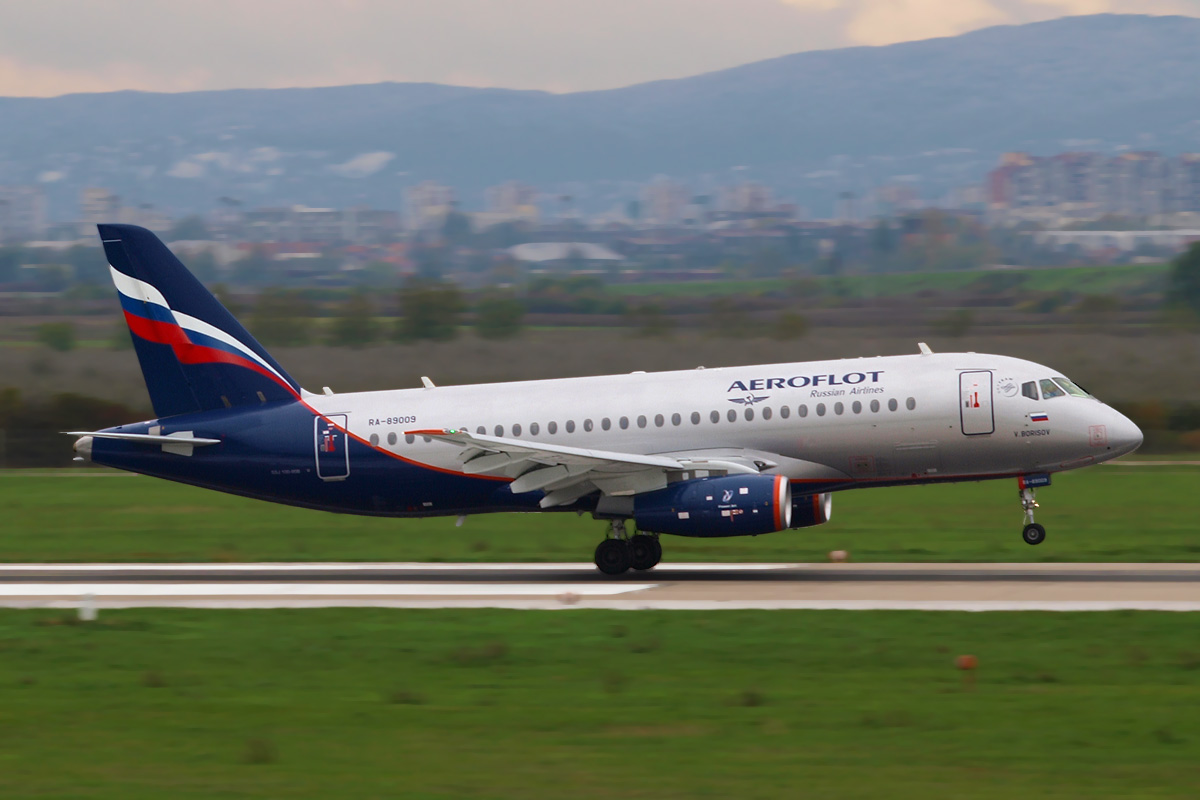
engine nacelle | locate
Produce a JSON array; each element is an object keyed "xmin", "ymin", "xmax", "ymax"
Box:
[
  {"xmin": 633, "ymin": 474, "xmax": 792, "ymax": 538},
  {"xmin": 789, "ymin": 492, "xmax": 833, "ymax": 528}
]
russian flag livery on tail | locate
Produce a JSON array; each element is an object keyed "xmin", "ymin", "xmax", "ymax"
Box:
[
  {"xmin": 100, "ymin": 224, "xmax": 301, "ymax": 417},
  {"xmin": 72, "ymin": 226, "xmax": 1143, "ymax": 573}
]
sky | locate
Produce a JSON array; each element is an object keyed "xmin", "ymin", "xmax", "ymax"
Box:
[{"xmin": 0, "ymin": 0, "xmax": 1195, "ymax": 97}]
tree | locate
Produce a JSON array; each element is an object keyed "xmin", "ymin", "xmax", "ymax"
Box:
[
  {"xmin": 169, "ymin": 215, "xmax": 211, "ymax": 241},
  {"xmin": 474, "ymin": 292, "xmax": 525, "ymax": 340},
  {"xmin": 36, "ymin": 322, "xmax": 76, "ymax": 352},
  {"xmin": 771, "ymin": 312, "xmax": 809, "ymax": 340},
  {"xmin": 327, "ymin": 291, "xmax": 380, "ymax": 348},
  {"xmin": 250, "ymin": 289, "xmax": 315, "ymax": 347},
  {"xmin": 1169, "ymin": 242, "xmax": 1200, "ymax": 316},
  {"xmin": 624, "ymin": 303, "xmax": 673, "ymax": 338},
  {"xmin": 395, "ymin": 280, "xmax": 464, "ymax": 342}
]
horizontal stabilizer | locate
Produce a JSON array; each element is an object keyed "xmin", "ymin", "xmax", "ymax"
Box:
[{"xmin": 63, "ymin": 431, "xmax": 221, "ymax": 446}]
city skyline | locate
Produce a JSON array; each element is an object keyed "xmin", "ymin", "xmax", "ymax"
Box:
[{"xmin": 0, "ymin": 2, "xmax": 1193, "ymax": 97}]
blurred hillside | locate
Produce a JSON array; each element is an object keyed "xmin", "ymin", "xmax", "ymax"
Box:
[{"xmin": 4, "ymin": 14, "xmax": 1200, "ymax": 215}]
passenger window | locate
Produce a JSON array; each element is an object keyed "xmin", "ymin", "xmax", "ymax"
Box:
[
  {"xmin": 619, "ymin": 416, "xmax": 629, "ymax": 429},
  {"xmin": 780, "ymin": 405, "xmax": 790, "ymax": 419},
  {"xmin": 799, "ymin": 405, "xmax": 808, "ymax": 418},
  {"xmin": 816, "ymin": 403, "xmax": 826, "ymax": 417},
  {"xmin": 512, "ymin": 424, "xmax": 522, "ymax": 436},
  {"xmin": 762, "ymin": 407, "xmax": 773, "ymax": 420},
  {"xmin": 405, "ymin": 434, "xmax": 415, "ymax": 444},
  {"xmin": 548, "ymin": 421, "xmax": 557, "ymax": 434},
  {"xmin": 870, "ymin": 399, "xmax": 879, "ymax": 412},
  {"xmin": 584, "ymin": 419, "xmax": 594, "ymax": 432},
  {"xmin": 710, "ymin": 410, "xmax": 720, "ymax": 423},
  {"xmin": 852, "ymin": 401, "xmax": 862, "ymax": 414},
  {"xmin": 1040, "ymin": 379, "xmax": 1066, "ymax": 400},
  {"xmin": 369, "ymin": 433, "xmax": 380, "ymax": 446},
  {"xmin": 387, "ymin": 432, "xmax": 397, "ymax": 446},
  {"xmin": 530, "ymin": 422, "xmax": 539, "ymax": 435},
  {"xmin": 637, "ymin": 415, "xmax": 647, "ymax": 428},
  {"xmin": 744, "ymin": 408, "xmax": 754, "ymax": 421},
  {"xmin": 691, "ymin": 412, "xmax": 701, "ymax": 425},
  {"xmin": 671, "ymin": 413, "xmax": 682, "ymax": 426},
  {"xmin": 888, "ymin": 399, "xmax": 898, "ymax": 412},
  {"xmin": 566, "ymin": 420, "xmax": 575, "ymax": 433},
  {"xmin": 655, "ymin": 414, "xmax": 664, "ymax": 427},
  {"xmin": 834, "ymin": 402, "xmax": 844, "ymax": 415},
  {"xmin": 494, "ymin": 425, "xmax": 504, "ymax": 437},
  {"xmin": 906, "ymin": 397, "xmax": 916, "ymax": 411},
  {"xmin": 601, "ymin": 418, "xmax": 611, "ymax": 431},
  {"xmin": 1021, "ymin": 381, "xmax": 1039, "ymax": 401}
]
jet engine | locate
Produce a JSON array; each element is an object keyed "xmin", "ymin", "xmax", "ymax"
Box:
[
  {"xmin": 789, "ymin": 492, "xmax": 833, "ymax": 528},
  {"xmin": 633, "ymin": 474, "xmax": 792, "ymax": 538}
]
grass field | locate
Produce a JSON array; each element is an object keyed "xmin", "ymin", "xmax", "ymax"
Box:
[
  {"xmin": 610, "ymin": 263, "xmax": 1170, "ymax": 300},
  {"xmin": 0, "ymin": 609, "xmax": 1197, "ymax": 798},
  {"xmin": 1, "ymin": 463, "xmax": 1197, "ymax": 563}
]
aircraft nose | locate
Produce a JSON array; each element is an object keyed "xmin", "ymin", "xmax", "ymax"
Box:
[{"xmin": 1109, "ymin": 410, "xmax": 1143, "ymax": 457}]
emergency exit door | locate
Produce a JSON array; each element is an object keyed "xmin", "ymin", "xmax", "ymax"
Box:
[
  {"xmin": 960, "ymin": 371, "xmax": 994, "ymax": 435},
  {"xmin": 315, "ymin": 414, "xmax": 350, "ymax": 480}
]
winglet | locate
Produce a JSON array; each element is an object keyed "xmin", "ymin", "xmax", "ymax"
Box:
[
  {"xmin": 421, "ymin": 376, "xmax": 436, "ymax": 389},
  {"xmin": 918, "ymin": 342, "xmax": 933, "ymax": 356}
]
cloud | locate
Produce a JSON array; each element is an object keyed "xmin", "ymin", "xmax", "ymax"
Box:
[
  {"xmin": 845, "ymin": 0, "xmax": 1010, "ymax": 46},
  {"xmin": 0, "ymin": 1, "xmax": 1197, "ymax": 97},
  {"xmin": 329, "ymin": 151, "xmax": 395, "ymax": 179},
  {"xmin": 0, "ymin": 55, "xmax": 209, "ymax": 97}
]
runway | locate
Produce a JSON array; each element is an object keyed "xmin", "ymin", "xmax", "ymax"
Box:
[{"xmin": 0, "ymin": 562, "xmax": 1198, "ymax": 611}]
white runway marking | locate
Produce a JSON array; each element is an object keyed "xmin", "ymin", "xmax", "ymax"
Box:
[
  {"xmin": 4, "ymin": 599, "xmax": 1200, "ymax": 612},
  {"xmin": 0, "ymin": 583, "xmax": 654, "ymax": 598},
  {"xmin": 0, "ymin": 562, "xmax": 796, "ymax": 572}
]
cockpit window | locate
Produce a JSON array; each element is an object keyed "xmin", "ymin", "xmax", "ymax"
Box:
[
  {"xmin": 1021, "ymin": 381, "xmax": 1039, "ymax": 400},
  {"xmin": 1039, "ymin": 379, "xmax": 1066, "ymax": 400},
  {"xmin": 1052, "ymin": 377, "xmax": 1090, "ymax": 398}
]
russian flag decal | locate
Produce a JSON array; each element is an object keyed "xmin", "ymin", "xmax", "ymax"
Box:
[{"xmin": 1030, "ymin": 412, "xmax": 1049, "ymax": 422}]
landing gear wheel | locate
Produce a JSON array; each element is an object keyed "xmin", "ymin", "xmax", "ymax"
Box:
[
  {"xmin": 1022, "ymin": 523, "xmax": 1046, "ymax": 546},
  {"xmin": 628, "ymin": 535, "xmax": 662, "ymax": 571},
  {"xmin": 594, "ymin": 538, "xmax": 632, "ymax": 575}
]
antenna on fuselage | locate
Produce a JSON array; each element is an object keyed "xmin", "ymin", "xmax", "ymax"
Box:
[{"xmin": 918, "ymin": 342, "xmax": 933, "ymax": 356}]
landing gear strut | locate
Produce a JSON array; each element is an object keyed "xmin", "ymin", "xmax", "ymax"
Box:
[
  {"xmin": 593, "ymin": 520, "xmax": 662, "ymax": 575},
  {"xmin": 1020, "ymin": 487, "xmax": 1046, "ymax": 546}
]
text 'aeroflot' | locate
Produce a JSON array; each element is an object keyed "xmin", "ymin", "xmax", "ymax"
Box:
[{"xmin": 70, "ymin": 225, "xmax": 1143, "ymax": 574}]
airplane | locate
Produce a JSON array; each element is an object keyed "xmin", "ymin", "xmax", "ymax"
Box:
[{"xmin": 69, "ymin": 224, "xmax": 1144, "ymax": 575}]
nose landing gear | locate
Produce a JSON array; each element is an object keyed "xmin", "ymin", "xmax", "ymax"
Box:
[
  {"xmin": 593, "ymin": 520, "xmax": 662, "ymax": 575},
  {"xmin": 1018, "ymin": 475, "xmax": 1051, "ymax": 545}
]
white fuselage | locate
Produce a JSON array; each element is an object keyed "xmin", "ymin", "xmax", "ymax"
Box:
[{"xmin": 306, "ymin": 352, "xmax": 1143, "ymax": 488}]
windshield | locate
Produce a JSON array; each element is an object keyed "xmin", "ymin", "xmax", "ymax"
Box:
[{"xmin": 1052, "ymin": 377, "xmax": 1091, "ymax": 398}]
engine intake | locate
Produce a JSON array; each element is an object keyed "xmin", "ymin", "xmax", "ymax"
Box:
[
  {"xmin": 790, "ymin": 492, "xmax": 833, "ymax": 528},
  {"xmin": 633, "ymin": 474, "xmax": 792, "ymax": 538}
]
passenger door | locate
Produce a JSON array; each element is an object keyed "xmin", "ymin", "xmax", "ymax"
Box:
[
  {"xmin": 314, "ymin": 414, "xmax": 350, "ymax": 481},
  {"xmin": 959, "ymin": 371, "xmax": 994, "ymax": 436}
]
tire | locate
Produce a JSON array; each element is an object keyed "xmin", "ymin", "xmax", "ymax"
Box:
[
  {"xmin": 628, "ymin": 535, "xmax": 661, "ymax": 571},
  {"xmin": 594, "ymin": 538, "xmax": 632, "ymax": 575},
  {"xmin": 1022, "ymin": 523, "xmax": 1046, "ymax": 546}
]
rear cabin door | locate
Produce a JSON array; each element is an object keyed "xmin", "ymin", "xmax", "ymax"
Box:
[
  {"xmin": 959, "ymin": 371, "xmax": 994, "ymax": 436},
  {"xmin": 315, "ymin": 414, "xmax": 350, "ymax": 481}
]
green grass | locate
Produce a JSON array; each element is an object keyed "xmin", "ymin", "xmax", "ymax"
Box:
[
  {"xmin": 0, "ymin": 609, "xmax": 1197, "ymax": 798},
  {"xmin": 1, "ymin": 464, "xmax": 1198, "ymax": 563},
  {"xmin": 609, "ymin": 264, "xmax": 1169, "ymax": 301}
]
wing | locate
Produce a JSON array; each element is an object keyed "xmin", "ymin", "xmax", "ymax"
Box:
[{"xmin": 407, "ymin": 428, "xmax": 759, "ymax": 508}]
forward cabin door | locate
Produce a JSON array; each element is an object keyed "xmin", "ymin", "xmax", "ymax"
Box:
[
  {"xmin": 315, "ymin": 414, "xmax": 350, "ymax": 481},
  {"xmin": 959, "ymin": 371, "xmax": 994, "ymax": 435}
]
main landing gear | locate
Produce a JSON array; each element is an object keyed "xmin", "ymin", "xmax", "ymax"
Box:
[
  {"xmin": 1019, "ymin": 486, "xmax": 1046, "ymax": 546},
  {"xmin": 593, "ymin": 519, "xmax": 662, "ymax": 575}
]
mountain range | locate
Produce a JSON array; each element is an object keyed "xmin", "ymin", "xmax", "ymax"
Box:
[{"xmin": 2, "ymin": 13, "xmax": 1199, "ymax": 219}]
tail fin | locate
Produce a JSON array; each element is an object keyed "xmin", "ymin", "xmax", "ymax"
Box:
[{"xmin": 99, "ymin": 224, "xmax": 302, "ymax": 418}]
